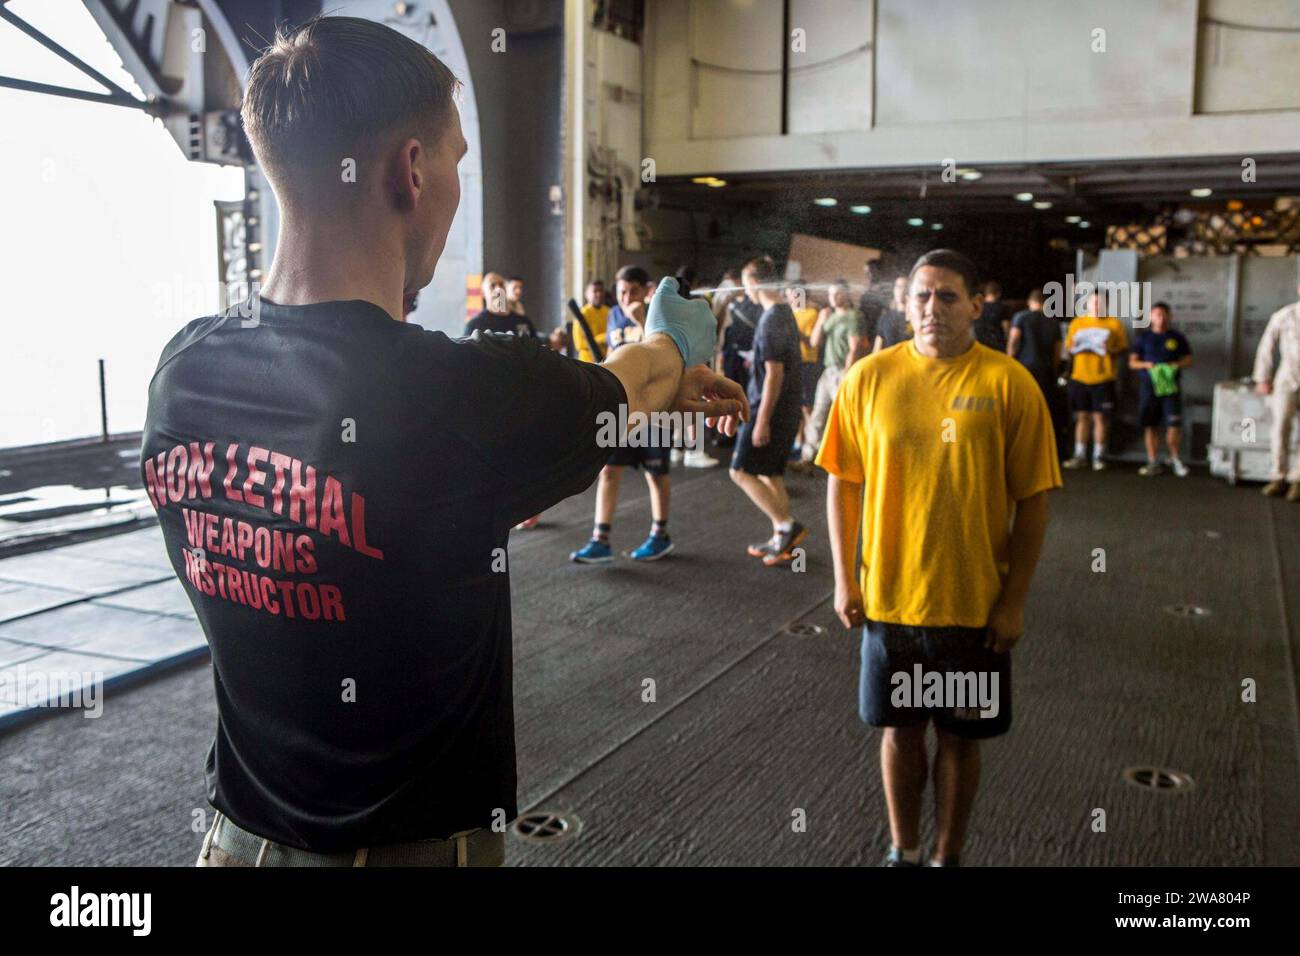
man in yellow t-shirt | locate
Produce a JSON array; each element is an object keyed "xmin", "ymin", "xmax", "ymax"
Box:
[
  {"xmin": 817, "ymin": 249, "xmax": 1061, "ymax": 868},
  {"xmin": 573, "ymin": 279, "xmax": 610, "ymax": 363},
  {"xmin": 1063, "ymin": 292, "xmax": 1129, "ymax": 470}
]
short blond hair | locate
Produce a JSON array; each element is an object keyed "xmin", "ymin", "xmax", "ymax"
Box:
[{"xmin": 241, "ymin": 16, "xmax": 460, "ymax": 184}]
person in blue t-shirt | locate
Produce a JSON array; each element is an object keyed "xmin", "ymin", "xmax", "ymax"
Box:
[
  {"xmin": 1129, "ymin": 301, "xmax": 1193, "ymax": 477},
  {"xmin": 570, "ymin": 265, "xmax": 676, "ymax": 563},
  {"xmin": 730, "ymin": 255, "xmax": 808, "ymax": 566}
]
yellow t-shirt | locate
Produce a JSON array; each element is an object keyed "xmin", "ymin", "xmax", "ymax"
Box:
[
  {"xmin": 573, "ymin": 305, "xmax": 609, "ymax": 363},
  {"xmin": 793, "ymin": 307, "xmax": 820, "ymax": 364},
  {"xmin": 816, "ymin": 340, "xmax": 1062, "ymax": 628},
  {"xmin": 1065, "ymin": 314, "xmax": 1128, "ymax": 384}
]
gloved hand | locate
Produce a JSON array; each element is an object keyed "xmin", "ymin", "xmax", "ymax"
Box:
[{"xmin": 645, "ymin": 277, "xmax": 717, "ymax": 369}]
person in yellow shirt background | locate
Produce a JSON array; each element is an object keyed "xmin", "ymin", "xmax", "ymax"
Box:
[
  {"xmin": 787, "ymin": 279, "xmax": 822, "ymax": 468},
  {"xmin": 573, "ymin": 279, "xmax": 610, "ymax": 363},
  {"xmin": 817, "ymin": 249, "xmax": 1060, "ymax": 868},
  {"xmin": 1063, "ymin": 291, "xmax": 1129, "ymax": 471}
]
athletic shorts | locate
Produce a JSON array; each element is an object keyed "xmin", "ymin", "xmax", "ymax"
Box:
[
  {"xmin": 859, "ymin": 619, "xmax": 1012, "ymax": 739},
  {"xmin": 800, "ymin": 362, "xmax": 821, "ymax": 408},
  {"xmin": 1138, "ymin": 389, "xmax": 1183, "ymax": 428},
  {"xmin": 1068, "ymin": 379, "xmax": 1117, "ymax": 415},
  {"xmin": 607, "ymin": 431, "xmax": 670, "ymax": 475},
  {"xmin": 730, "ymin": 410, "xmax": 801, "ymax": 477}
]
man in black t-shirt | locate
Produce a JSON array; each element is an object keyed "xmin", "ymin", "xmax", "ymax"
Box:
[
  {"xmin": 142, "ymin": 16, "xmax": 746, "ymax": 867},
  {"xmin": 467, "ymin": 271, "xmax": 537, "ymax": 338},
  {"xmin": 1007, "ymin": 288, "xmax": 1062, "ymax": 391},
  {"xmin": 858, "ymin": 259, "xmax": 885, "ymax": 339},
  {"xmin": 729, "ymin": 256, "xmax": 808, "ymax": 566},
  {"xmin": 974, "ymin": 280, "xmax": 1009, "ymax": 351},
  {"xmin": 874, "ymin": 275, "xmax": 910, "ymax": 352},
  {"xmin": 720, "ymin": 293, "xmax": 761, "ymax": 390}
]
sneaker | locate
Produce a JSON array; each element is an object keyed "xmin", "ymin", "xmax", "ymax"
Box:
[
  {"xmin": 514, "ymin": 515, "xmax": 541, "ymax": 530},
  {"xmin": 683, "ymin": 448, "xmax": 719, "ymax": 469},
  {"xmin": 627, "ymin": 534, "xmax": 674, "ymax": 561},
  {"xmin": 669, "ymin": 449, "xmax": 685, "ymax": 464},
  {"xmin": 927, "ymin": 856, "xmax": 961, "ymax": 867},
  {"xmin": 570, "ymin": 539, "xmax": 613, "ymax": 564},
  {"xmin": 1169, "ymin": 457, "xmax": 1189, "ymax": 478},
  {"xmin": 746, "ymin": 537, "xmax": 777, "ymax": 558},
  {"xmin": 1287, "ymin": 483, "xmax": 1300, "ymax": 503},
  {"xmin": 1091, "ymin": 458, "xmax": 1107, "ymax": 472},
  {"xmin": 882, "ymin": 848, "xmax": 922, "ymax": 868},
  {"xmin": 1137, "ymin": 461, "xmax": 1163, "ymax": 477},
  {"xmin": 1062, "ymin": 456, "xmax": 1087, "ymax": 470},
  {"xmin": 762, "ymin": 522, "xmax": 808, "ymax": 566},
  {"xmin": 1262, "ymin": 480, "xmax": 1287, "ymax": 498}
]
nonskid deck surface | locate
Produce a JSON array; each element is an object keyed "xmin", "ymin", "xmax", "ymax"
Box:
[{"xmin": 1, "ymin": 458, "xmax": 1296, "ymax": 865}]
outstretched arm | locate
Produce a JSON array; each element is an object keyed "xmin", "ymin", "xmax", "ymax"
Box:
[{"xmin": 604, "ymin": 279, "xmax": 750, "ymax": 436}]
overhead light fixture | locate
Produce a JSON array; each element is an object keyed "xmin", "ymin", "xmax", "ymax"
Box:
[
  {"xmin": 930, "ymin": 223, "xmax": 944, "ymax": 230},
  {"xmin": 1014, "ymin": 192, "xmax": 1034, "ymax": 202},
  {"xmin": 1079, "ymin": 220, "xmax": 1091, "ymax": 228},
  {"xmin": 692, "ymin": 175, "xmax": 727, "ymax": 187},
  {"xmin": 1226, "ymin": 199, "xmax": 1244, "ymax": 211},
  {"xmin": 813, "ymin": 197, "xmax": 838, "ymax": 206},
  {"xmin": 907, "ymin": 217, "xmax": 924, "ymax": 226},
  {"xmin": 1190, "ymin": 187, "xmax": 1213, "ymax": 198},
  {"xmin": 1033, "ymin": 201, "xmax": 1053, "ymax": 210},
  {"xmin": 706, "ymin": 179, "xmax": 727, "ymax": 187},
  {"xmin": 1065, "ymin": 215, "xmax": 1081, "ymax": 223},
  {"xmin": 958, "ymin": 169, "xmax": 982, "ymax": 181},
  {"xmin": 849, "ymin": 204, "xmax": 872, "ymax": 214}
]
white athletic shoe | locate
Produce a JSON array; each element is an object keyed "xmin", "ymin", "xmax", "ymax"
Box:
[
  {"xmin": 1091, "ymin": 458, "xmax": 1107, "ymax": 472},
  {"xmin": 683, "ymin": 448, "xmax": 719, "ymax": 469},
  {"xmin": 1063, "ymin": 456, "xmax": 1087, "ymax": 470},
  {"xmin": 669, "ymin": 448, "xmax": 685, "ymax": 464},
  {"xmin": 1170, "ymin": 457, "xmax": 1189, "ymax": 478},
  {"xmin": 1138, "ymin": 461, "xmax": 1163, "ymax": 477}
]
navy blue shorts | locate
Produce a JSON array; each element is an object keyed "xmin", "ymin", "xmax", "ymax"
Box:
[
  {"xmin": 1068, "ymin": 379, "xmax": 1116, "ymax": 415},
  {"xmin": 607, "ymin": 425, "xmax": 670, "ymax": 475},
  {"xmin": 730, "ymin": 410, "xmax": 801, "ymax": 477},
  {"xmin": 859, "ymin": 619, "xmax": 1012, "ymax": 738},
  {"xmin": 607, "ymin": 443, "xmax": 670, "ymax": 475},
  {"xmin": 1138, "ymin": 389, "xmax": 1183, "ymax": 428}
]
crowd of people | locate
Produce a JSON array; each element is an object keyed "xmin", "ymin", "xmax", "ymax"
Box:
[{"xmin": 482, "ymin": 251, "xmax": 1300, "ymax": 565}]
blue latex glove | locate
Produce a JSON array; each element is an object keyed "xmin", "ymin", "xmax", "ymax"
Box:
[{"xmin": 644, "ymin": 277, "xmax": 717, "ymax": 369}]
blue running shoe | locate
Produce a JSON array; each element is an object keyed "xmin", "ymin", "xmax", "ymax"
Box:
[
  {"xmin": 627, "ymin": 534, "xmax": 674, "ymax": 561},
  {"xmin": 570, "ymin": 539, "xmax": 613, "ymax": 564}
]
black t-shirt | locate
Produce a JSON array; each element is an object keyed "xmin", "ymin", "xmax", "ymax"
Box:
[
  {"xmin": 1011, "ymin": 308, "xmax": 1061, "ymax": 381},
  {"xmin": 466, "ymin": 309, "xmax": 537, "ymax": 338},
  {"xmin": 974, "ymin": 301, "xmax": 1008, "ymax": 351},
  {"xmin": 141, "ymin": 298, "xmax": 624, "ymax": 851},
  {"xmin": 877, "ymin": 307, "xmax": 910, "ymax": 348},
  {"xmin": 722, "ymin": 297, "xmax": 760, "ymax": 387},
  {"xmin": 749, "ymin": 303, "xmax": 803, "ymax": 419},
  {"xmin": 723, "ymin": 298, "xmax": 759, "ymax": 355},
  {"xmin": 858, "ymin": 290, "xmax": 885, "ymax": 340}
]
